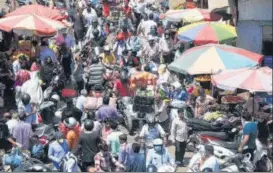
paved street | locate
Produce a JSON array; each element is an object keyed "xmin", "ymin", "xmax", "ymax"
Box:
[{"xmin": 119, "ymin": 125, "xmax": 193, "ymax": 172}]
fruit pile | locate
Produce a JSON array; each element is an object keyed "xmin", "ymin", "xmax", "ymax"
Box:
[
  {"xmin": 222, "ymin": 95, "xmax": 245, "ymax": 104},
  {"xmin": 194, "ymin": 75, "xmax": 211, "ymax": 82},
  {"xmin": 130, "ymin": 72, "xmax": 157, "ymax": 89}
]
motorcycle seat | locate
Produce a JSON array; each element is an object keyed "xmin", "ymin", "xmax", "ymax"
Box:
[
  {"xmin": 212, "ymin": 140, "xmax": 240, "ymax": 150},
  {"xmin": 198, "ymin": 131, "xmax": 229, "ymax": 141}
]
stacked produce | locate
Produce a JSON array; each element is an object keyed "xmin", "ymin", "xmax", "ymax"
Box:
[
  {"xmin": 130, "ymin": 72, "xmax": 157, "ymax": 90},
  {"xmin": 194, "ymin": 75, "xmax": 211, "ymax": 82},
  {"xmin": 221, "ymin": 95, "xmax": 245, "ymax": 104}
]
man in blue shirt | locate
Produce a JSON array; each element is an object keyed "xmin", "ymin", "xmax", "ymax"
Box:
[
  {"xmin": 170, "ymin": 82, "xmax": 189, "ymax": 102},
  {"xmin": 238, "ymin": 113, "xmax": 257, "ymax": 160},
  {"xmin": 146, "ymin": 138, "xmax": 175, "ymax": 172}
]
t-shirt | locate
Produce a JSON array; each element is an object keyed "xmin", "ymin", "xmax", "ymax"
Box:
[
  {"xmin": 243, "ymin": 122, "xmax": 257, "ymax": 149},
  {"xmin": 79, "ymin": 131, "xmax": 100, "ymax": 162},
  {"xmin": 106, "ymin": 131, "xmax": 123, "ymax": 155},
  {"xmin": 100, "ymin": 53, "xmax": 116, "ymax": 65},
  {"xmin": 114, "ymin": 80, "xmax": 131, "ymax": 97}
]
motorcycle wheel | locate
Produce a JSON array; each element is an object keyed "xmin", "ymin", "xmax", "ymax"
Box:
[{"xmin": 125, "ymin": 114, "xmax": 134, "ymax": 135}]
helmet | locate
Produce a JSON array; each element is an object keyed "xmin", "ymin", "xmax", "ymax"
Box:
[
  {"xmin": 51, "ymin": 94, "xmax": 60, "ymax": 102},
  {"xmin": 202, "ymin": 168, "xmax": 213, "ymax": 172},
  {"xmin": 63, "ymin": 117, "xmax": 77, "ymax": 129},
  {"xmin": 103, "ymin": 45, "xmax": 110, "ymax": 52},
  {"xmin": 92, "ymin": 56, "xmax": 99, "ymax": 64},
  {"xmin": 120, "ymin": 70, "xmax": 129, "ymax": 83},
  {"xmin": 92, "ymin": 29, "xmax": 100, "ymax": 38},
  {"xmin": 153, "ymin": 138, "xmax": 163, "ymax": 146},
  {"xmin": 148, "ymin": 35, "xmax": 155, "ymax": 41},
  {"xmin": 21, "ymin": 93, "xmax": 31, "ymax": 105},
  {"xmin": 84, "ymin": 119, "xmax": 94, "ymax": 131},
  {"xmin": 122, "ymin": 25, "xmax": 128, "ymax": 32},
  {"xmin": 146, "ymin": 115, "xmax": 156, "ymax": 126},
  {"xmin": 171, "ymin": 81, "xmax": 182, "ymax": 90},
  {"xmin": 92, "ymin": 20, "xmax": 98, "ymax": 25}
]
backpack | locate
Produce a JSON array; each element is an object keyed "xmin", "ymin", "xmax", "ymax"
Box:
[{"xmin": 60, "ymin": 152, "xmax": 81, "ymax": 172}]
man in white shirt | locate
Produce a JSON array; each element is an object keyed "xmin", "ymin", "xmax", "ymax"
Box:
[
  {"xmin": 139, "ymin": 13, "xmax": 157, "ymax": 37},
  {"xmin": 82, "ymin": 5, "xmax": 98, "ymax": 26},
  {"xmin": 5, "ymin": 112, "xmax": 19, "ymax": 135},
  {"xmin": 200, "ymin": 145, "xmax": 220, "ymax": 172},
  {"xmin": 171, "ymin": 108, "xmax": 188, "ymax": 166}
]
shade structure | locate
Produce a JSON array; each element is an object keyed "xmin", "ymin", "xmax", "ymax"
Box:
[
  {"xmin": 161, "ymin": 9, "xmax": 222, "ymax": 23},
  {"xmin": 5, "ymin": 4, "xmax": 67, "ymax": 21},
  {"xmin": 211, "ymin": 67, "xmax": 272, "ymax": 93},
  {"xmin": 168, "ymin": 44, "xmax": 264, "ymax": 75},
  {"xmin": 0, "ymin": 14, "xmax": 68, "ymax": 36},
  {"xmin": 178, "ymin": 22, "xmax": 237, "ymax": 45}
]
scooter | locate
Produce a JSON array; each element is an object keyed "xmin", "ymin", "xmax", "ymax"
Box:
[{"xmin": 207, "ymin": 135, "xmax": 272, "ymax": 172}]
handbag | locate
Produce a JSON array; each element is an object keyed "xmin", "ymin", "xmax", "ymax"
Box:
[{"xmin": 4, "ymin": 148, "xmax": 23, "ymax": 168}]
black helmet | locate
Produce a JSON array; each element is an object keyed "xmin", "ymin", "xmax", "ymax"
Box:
[
  {"xmin": 92, "ymin": 56, "xmax": 99, "ymax": 64},
  {"xmin": 202, "ymin": 168, "xmax": 213, "ymax": 172},
  {"xmin": 92, "ymin": 29, "xmax": 100, "ymax": 38},
  {"xmin": 120, "ymin": 70, "xmax": 129, "ymax": 83},
  {"xmin": 21, "ymin": 93, "xmax": 31, "ymax": 105},
  {"xmin": 84, "ymin": 119, "xmax": 94, "ymax": 131}
]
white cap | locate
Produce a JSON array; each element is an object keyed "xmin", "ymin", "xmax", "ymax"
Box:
[
  {"xmin": 148, "ymin": 35, "xmax": 155, "ymax": 41},
  {"xmin": 104, "ymin": 45, "xmax": 110, "ymax": 51},
  {"xmin": 153, "ymin": 138, "xmax": 163, "ymax": 145}
]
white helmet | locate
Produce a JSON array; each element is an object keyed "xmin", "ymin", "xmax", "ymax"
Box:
[
  {"xmin": 103, "ymin": 45, "xmax": 110, "ymax": 52},
  {"xmin": 153, "ymin": 138, "xmax": 163, "ymax": 146},
  {"xmin": 51, "ymin": 94, "xmax": 60, "ymax": 102},
  {"xmin": 63, "ymin": 117, "xmax": 77, "ymax": 129}
]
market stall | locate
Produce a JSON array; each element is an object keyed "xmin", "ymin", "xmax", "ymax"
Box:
[{"xmin": 168, "ymin": 44, "xmax": 264, "ymax": 75}]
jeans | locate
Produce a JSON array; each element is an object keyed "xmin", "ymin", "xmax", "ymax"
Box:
[{"xmin": 175, "ymin": 141, "xmax": 187, "ymax": 164}]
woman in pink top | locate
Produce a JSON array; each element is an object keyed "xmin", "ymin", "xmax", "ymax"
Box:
[{"xmin": 101, "ymin": 119, "xmax": 113, "ymax": 141}]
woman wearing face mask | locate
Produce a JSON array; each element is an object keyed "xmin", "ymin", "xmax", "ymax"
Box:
[
  {"xmin": 48, "ymin": 132, "xmax": 69, "ymax": 171},
  {"xmin": 146, "ymin": 138, "xmax": 175, "ymax": 172}
]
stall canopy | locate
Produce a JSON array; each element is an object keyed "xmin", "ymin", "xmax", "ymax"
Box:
[
  {"xmin": 168, "ymin": 44, "xmax": 264, "ymax": 75},
  {"xmin": 177, "ymin": 22, "xmax": 237, "ymax": 45},
  {"xmin": 211, "ymin": 67, "xmax": 272, "ymax": 93},
  {"xmin": 161, "ymin": 8, "xmax": 222, "ymax": 23},
  {"xmin": 0, "ymin": 13, "xmax": 68, "ymax": 36},
  {"xmin": 5, "ymin": 4, "xmax": 67, "ymax": 21}
]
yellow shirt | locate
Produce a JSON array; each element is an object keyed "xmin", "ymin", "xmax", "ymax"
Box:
[{"xmin": 100, "ymin": 53, "xmax": 116, "ymax": 64}]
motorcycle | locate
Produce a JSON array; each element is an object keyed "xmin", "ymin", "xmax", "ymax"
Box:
[{"xmin": 207, "ymin": 134, "xmax": 272, "ymax": 171}]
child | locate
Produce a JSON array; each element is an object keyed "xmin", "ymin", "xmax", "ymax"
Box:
[{"xmin": 31, "ymin": 135, "xmax": 44, "ymax": 160}]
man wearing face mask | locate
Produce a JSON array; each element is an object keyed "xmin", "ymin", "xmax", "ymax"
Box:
[
  {"xmin": 146, "ymin": 138, "xmax": 175, "ymax": 172},
  {"xmin": 139, "ymin": 116, "xmax": 167, "ymax": 151},
  {"xmin": 159, "ymin": 30, "xmax": 175, "ymax": 64},
  {"xmin": 48, "ymin": 132, "xmax": 69, "ymax": 171},
  {"xmin": 238, "ymin": 113, "xmax": 257, "ymax": 160}
]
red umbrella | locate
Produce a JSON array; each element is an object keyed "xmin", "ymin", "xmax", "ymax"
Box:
[{"xmin": 5, "ymin": 4, "xmax": 67, "ymax": 21}]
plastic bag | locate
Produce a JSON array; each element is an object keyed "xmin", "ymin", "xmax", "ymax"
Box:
[{"xmin": 4, "ymin": 148, "xmax": 23, "ymax": 168}]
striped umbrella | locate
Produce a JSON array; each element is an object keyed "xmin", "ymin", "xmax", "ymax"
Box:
[
  {"xmin": 161, "ymin": 8, "xmax": 222, "ymax": 23},
  {"xmin": 211, "ymin": 67, "xmax": 272, "ymax": 93},
  {"xmin": 168, "ymin": 44, "xmax": 264, "ymax": 75},
  {"xmin": 0, "ymin": 13, "xmax": 67, "ymax": 36},
  {"xmin": 178, "ymin": 22, "xmax": 237, "ymax": 45},
  {"xmin": 5, "ymin": 4, "xmax": 67, "ymax": 21}
]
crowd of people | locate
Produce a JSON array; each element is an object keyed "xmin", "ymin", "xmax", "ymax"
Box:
[{"xmin": 0, "ymin": 0, "xmax": 272, "ymax": 172}]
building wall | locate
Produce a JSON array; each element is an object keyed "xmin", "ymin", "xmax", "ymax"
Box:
[
  {"xmin": 238, "ymin": 0, "xmax": 272, "ymax": 21},
  {"xmin": 236, "ymin": 21, "xmax": 262, "ymax": 54},
  {"xmin": 208, "ymin": 0, "xmax": 235, "ymax": 13}
]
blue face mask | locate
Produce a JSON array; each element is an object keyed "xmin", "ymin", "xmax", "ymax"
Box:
[{"xmin": 154, "ymin": 145, "xmax": 163, "ymax": 152}]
